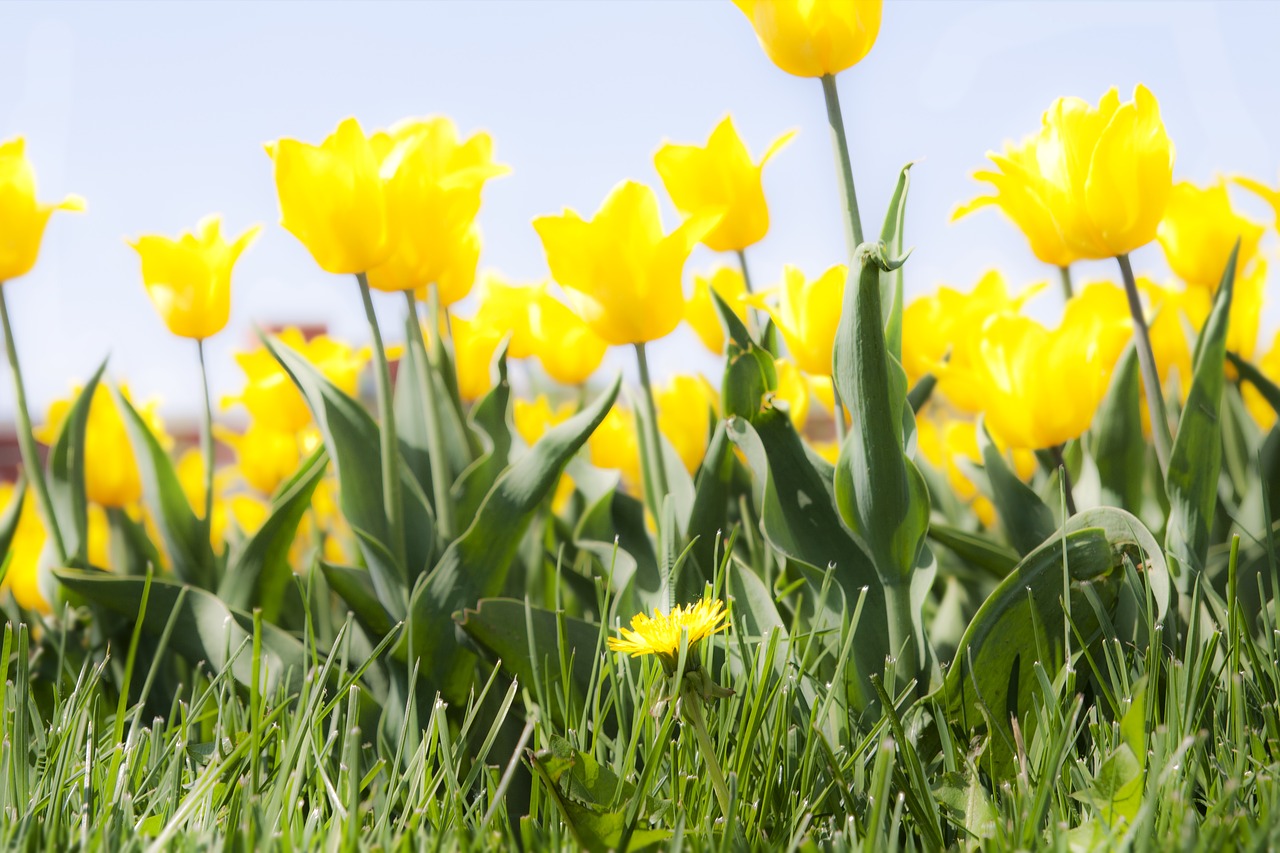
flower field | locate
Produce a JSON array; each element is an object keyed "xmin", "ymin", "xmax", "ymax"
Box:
[{"xmin": 3, "ymin": 1, "xmax": 1280, "ymax": 849}]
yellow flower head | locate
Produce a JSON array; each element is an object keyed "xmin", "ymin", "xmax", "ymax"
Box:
[
  {"xmin": 961, "ymin": 85, "xmax": 1174, "ymax": 262},
  {"xmin": 448, "ymin": 313, "xmax": 503, "ymax": 402},
  {"xmin": 224, "ymin": 328, "xmax": 369, "ymax": 434},
  {"xmin": 731, "ymin": 0, "xmax": 882, "ymax": 79},
  {"xmin": 513, "ymin": 395, "xmax": 575, "ymax": 446},
  {"xmin": 527, "ymin": 287, "xmax": 608, "ymax": 386},
  {"xmin": 0, "ymin": 483, "xmax": 50, "ymax": 612},
  {"xmin": 685, "ymin": 266, "xmax": 749, "ymax": 355},
  {"xmin": 1157, "ymin": 180, "xmax": 1263, "ymax": 291},
  {"xmin": 130, "ymin": 215, "xmax": 260, "ymax": 340},
  {"xmin": 655, "ymin": 117, "xmax": 794, "ymax": 253},
  {"xmin": 473, "ymin": 274, "xmax": 540, "ymax": 360},
  {"xmin": 366, "ymin": 116, "xmax": 508, "ymax": 301},
  {"xmin": 214, "ymin": 422, "xmax": 303, "ymax": 497},
  {"xmin": 266, "ymin": 117, "xmax": 390, "ymax": 275},
  {"xmin": 657, "ymin": 374, "xmax": 719, "ymax": 475},
  {"xmin": 533, "ymin": 180, "xmax": 716, "ymax": 346},
  {"xmin": 37, "ymin": 383, "xmax": 168, "ymax": 509},
  {"xmin": 754, "ymin": 264, "xmax": 846, "ymax": 377},
  {"xmin": 607, "ymin": 597, "xmax": 730, "ymax": 672},
  {"xmin": 771, "ymin": 358, "xmax": 811, "ymax": 430},
  {"xmin": 0, "ymin": 136, "xmax": 85, "ymax": 283},
  {"xmin": 588, "ymin": 405, "xmax": 643, "ymax": 494}
]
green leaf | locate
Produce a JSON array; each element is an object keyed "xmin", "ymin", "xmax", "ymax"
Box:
[
  {"xmin": 408, "ymin": 375, "xmax": 621, "ymax": 702},
  {"xmin": 261, "ymin": 330, "xmax": 407, "ymax": 619},
  {"xmin": 452, "ymin": 342, "xmax": 512, "ymax": 525},
  {"xmin": 715, "ymin": 289, "xmax": 776, "ymax": 421},
  {"xmin": 113, "ymin": 384, "xmax": 212, "ymax": 589},
  {"xmin": 321, "ymin": 562, "xmax": 395, "ymax": 639},
  {"xmin": 978, "ymin": 420, "xmax": 1055, "ymax": 556},
  {"xmin": 1165, "ymin": 243, "xmax": 1237, "ymax": 589},
  {"xmin": 394, "ymin": 311, "xmax": 439, "ymax": 515},
  {"xmin": 1228, "ymin": 350, "xmax": 1280, "ymax": 424},
  {"xmin": 219, "ymin": 445, "xmax": 328, "ymax": 619},
  {"xmin": 45, "ymin": 360, "xmax": 106, "ymax": 566},
  {"xmin": 686, "ymin": 421, "xmax": 735, "ymax": 581},
  {"xmin": 878, "ymin": 163, "xmax": 914, "ymax": 362},
  {"xmin": 1091, "ymin": 345, "xmax": 1146, "ymax": 515},
  {"xmin": 927, "ymin": 523, "xmax": 1019, "ymax": 578},
  {"xmin": 0, "ymin": 477, "xmax": 27, "ymax": 579}
]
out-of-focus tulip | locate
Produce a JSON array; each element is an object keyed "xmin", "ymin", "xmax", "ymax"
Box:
[
  {"xmin": 656, "ymin": 375, "xmax": 718, "ymax": 475},
  {"xmin": 130, "ymin": 215, "xmax": 260, "ymax": 340},
  {"xmin": 0, "ymin": 136, "xmax": 85, "ymax": 283},
  {"xmin": 1233, "ymin": 174, "xmax": 1280, "ymax": 231},
  {"xmin": 1157, "ymin": 181, "xmax": 1263, "ymax": 290},
  {"xmin": 449, "ymin": 314, "xmax": 502, "ymax": 401},
  {"xmin": 731, "ymin": 0, "xmax": 883, "ymax": 78},
  {"xmin": 366, "ymin": 116, "xmax": 508, "ymax": 301},
  {"xmin": 37, "ymin": 384, "xmax": 168, "ymax": 509},
  {"xmin": 225, "ymin": 328, "xmax": 369, "ymax": 433},
  {"xmin": 533, "ymin": 180, "xmax": 715, "ymax": 346},
  {"xmin": 1244, "ymin": 332, "xmax": 1280, "ymax": 431},
  {"xmin": 655, "ymin": 117, "xmax": 794, "ymax": 253},
  {"xmin": 215, "ymin": 423, "xmax": 302, "ymax": 497},
  {"xmin": 473, "ymin": 274, "xmax": 539, "ymax": 359},
  {"xmin": 771, "ymin": 358, "xmax": 811, "ymax": 430},
  {"xmin": 685, "ymin": 267, "xmax": 749, "ymax": 355},
  {"xmin": 0, "ymin": 483, "xmax": 49, "ymax": 611},
  {"xmin": 589, "ymin": 405, "xmax": 643, "ymax": 492},
  {"xmin": 265, "ymin": 117, "xmax": 390, "ymax": 274},
  {"xmin": 527, "ymin": 287, "xmax": 608, "ymax": 385},
  {"xmin": 917, "ymin": 416, "xmax": 1038, "ymax": 528},
  {"xmin": 753, "ymin": 264, "xmax": 845, "ymax": 377},
  {"xmin": 513, "ymin": 395, "xmax": 574, "ymax": 445}
]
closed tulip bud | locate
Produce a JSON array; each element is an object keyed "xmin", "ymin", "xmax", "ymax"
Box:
[
  {"xmin": 534, "ymin": 180, "xmax": 716, "ymax": 346},
  {"xmin": 527, "ymin": 287, "xmax": 608, "ymax": 386},
  {"xmin": 731, "ymin": 0, "xmax": 883, "ymax": 79},
  {"xmin": 0, "ymin": 483, "xmax": 50, "ymax": 612},
  {"xmin": 685, "ymin": 267, "xmax": 749, "ymax": 355},
  {"xmin": 130, "ymin": 215, "xmax": 260, "ymax": 340},
  {"xmin": 265, "ymin": 117, "xmax": 390, "ymax": 275},
  {"xmin": 1157, "ymin": 181, "xmax": 1263, "ymax": 290},
  {"xmin": 0, "ymin": 136, "xmax": 85, "ymax": 283},
  {"xmin": 752, "ymin": 264, "xmax": 846, "ymax": 377},
  {"xmin": 655, "ymin": 117, "xmax": 794, "ymax": 253}
]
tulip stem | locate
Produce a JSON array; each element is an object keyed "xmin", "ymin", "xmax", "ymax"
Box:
[
  {"xmin": 0, "ymin": 285, "xmax": 67, "ymax": 565},
  {"xmin": 634, "ymin": 342, "xmax": 670, "ymax": 512},
  {"xmin": 196, "ymin": 339, "xmax": 216, "ymax": 544},
  {"xmin": 1116, "ymin": 254, "xmax": 1172, "ymax": 474},
  {"xmin": 820, "ymin": 73, "xmax": 864, "ymax": 255},
  {"xmin": 357, "ymin": 273, "xmax": 406, "ymax": 572},
  {"xmin": 734, "ymin": 249, "xmax": 760, "ymax": 338},
  {"xmin": 1050, "ymin": 444, "xmax": 1077, "ymax": 517},
  {"xmin": 1058, "ymin": 265, "xmax": 1074, "ymax": 301},
  {"xmin": 407, "ymin": 289, "xmax": 454, "ymax": 540}
]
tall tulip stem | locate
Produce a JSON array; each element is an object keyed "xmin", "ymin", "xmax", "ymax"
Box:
[
  {"xmin": 1058, "ymin": 265, "xmax": 1074, "ymax": 301},
  {"xmin": 0, "ymin": 285, "xmax": 67, "ymax": 564},
  {"xmin": 634, "ymin": 342, "xmax": 670, "ymax": 512},
  {"xmin": 196, "ymin": 339, "xmax": 216, "ymax": 540},
  {"xmin": 734, "ymin": 248, "xmax": 760, "ymax": 338},
  {"xmin": 407, "ymin": 289, "xmax": 454, "ymax": 540},
  {"xmin": 1116, "ymin": 254, "xmax": 1172, "ymax": 474},
  {"xmin": 357, "ymin": 273, "xmax": 406, "ymax": 570},
  {"xmin": 820, "ymin": 73, "xmax": 864, "ymax": 254}
]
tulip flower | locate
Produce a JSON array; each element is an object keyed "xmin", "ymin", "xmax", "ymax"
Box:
[
  {"xmin": 533, "ymin": 180, "xmax": 715, "ymax": 346},
  {"xmin": 449, "ymin": 314, "xmax": 503, "ymax": 402},
  {"xmin": 771, "ymin": 358, "xmax": 811, "ymax": 430},
  {"xmin": 265, "ymin": 117, "xmax": 390, "ymax": 275},
  {"xmin": 685, "ymin": 267, "xmax": 749, "ymax": 355},
  {"xmin": 752, "ymin": 264, "xmax": 845, "ymax": 377},
  {"xmin": 513, "ymin": 395, "xmax": 575, "ymax": 446},
  {"xmin": 1157, "ymin": 181, "xmax": 1263, "ymax": 291},
  {"xmin": 130, "ymin": 215, "xmax": 260, "ymax": 340},
  {"xmin": 214, "ymin": 422, "xmax": 303, "ymax": 497},
  {"xmin": 730, "ymin": 0, "xmax": 883, "ymax": 79},
  {"xmin": 527, "ymin": 288, "xmax": 608, "ymax": 386},
  {"xmin": 655, "ymin": 117, "xmax": 794, "ymax": 253},
  {"xmin": 656, "ymin": 375, "xmax": 719, "ymax": 475},
  {"xmin": 366, "ymin": 116, "xmax": 508, "ymax": 301},
  {"xmin": 589, "ymin": 405, "xmax": 643, "ymax": 494},
  {"xmin": 0, "ymin": 484, "xmax": 48, "ymax": 611},
  {"xmin": 1244, "ymin": 332, "xmax": 1280, "ymax": 431},
  {"xmin": 0, "ymin": 136, "xmax": 85, "ymax": 283},
  {"xmin": 36, "ymin": 384, "xmax": 168, "ymax": 509},
  {"xmin": 473, "ymin": 274, "xmax": 540, "ymax": 359}
]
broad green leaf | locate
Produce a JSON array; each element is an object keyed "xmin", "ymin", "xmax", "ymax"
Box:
[
  {"xmin": 1228, "ymin": 350, "xmax": 1280, "ymax": 424},
  {"xmin": 394, "ymin": 310, "xmax": 439, "ymax": 515},
  {"xmin": 686, "ymin": 421, "xmax": 735, "ymax": 581},
  {"xmin": 715, "ymin": 289, "xmax": 776, "ymax": 421},
  {"xmin": 321, "ymin": 562, "xmax": 395, "ymax": 638},
  {"xmin": 928, "ymin": 523, "xmax": 1019, "ymax": 578},
  {"xmin": 1092, "ymin": 345, "xmax": 1146, "ymax": 515},
  {"xmin": 113, "ymin": 385, "xmax": 212, "ymax": 589},
  {"xmin": 261, "ymin": 331, "xmax": 407, "ymax": 619},
  {"xmin": 979, "ymin": 419, "xmax": 1055, "ymax": 556},
  {"xmin": 452, "ymin": 343, "xmax": 512, "ymax": 525},
  {"xmin": 106, "ymin": 506, "xmax": 161, "ymax": 576},
  {"xmin": 45, "ymin": 360, "xmax": 106, "ymax": 566},
  {"xmin": 528, "ymin": 748, "xmax": 669, "ymax": 853},
  {"xmin": 219, "ymin": 445, "xmax": 328, "ymax": 619},
  {"xmin": 878, "ymin": 163, "xmax": 914, "ymax": 361},
  {"xmin": 1166, "ymin": 244, "xmax": 1237, "ymax": 590},
  {"xmin": 408, "ymin": 375, "xmax": 620, "ymax": 702}
]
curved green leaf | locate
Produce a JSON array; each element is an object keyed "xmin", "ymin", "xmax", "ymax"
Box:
[
  {"xmin": 46, "ymin": 360, "xmax": 106, "ymax": 566},
  {"xmin": 978, "ymin": 419, "xmax": 1055, "ymax": 556},
  {"xmin": 1091, "ymin": 345, "xmax": 1146, "ymax": 515}
]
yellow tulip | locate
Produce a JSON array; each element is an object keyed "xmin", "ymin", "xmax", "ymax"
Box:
[
  {"xmin": 215, "ymin": 422, "xmax": 302, "ymax": 497},
  {"xmin": 657, "ymin": 375, "xmax": 719, "ymax": 475},
  {"xmin": 224, "ymin": 328, "xmax": 369, "ymax": 433},
  {"xmin": 0, "ymin": 136, "xmax": 85, "ymax": 283},
  {"xmin": 753, "ymin": 264, "xmax": 846, "ymax": 377},
  {"xmin": 1157, "ymin": 181, "xmax": 1263, "ymax": 291},
  {"xmin": 1233, "ymin": 174, "xmax": 1280, "ymax": 231},
  {"xmin": 449, "ymin": 314, "xmax": 502, "ymax": 401},
  {"xmin": 731, "ymin": 0, "xmax": 883, "ymax": 79},
  {"xmin": 589, "ymin": 405, "xmax": 643, "ymax": 493},
  {"xmin": 655, "ymin": 117, "xmax": 794, "ymax": 253},
  {"xmin": 533, "ymin": 180, "xmax": 715, "ymax": 346},
  {"xmin": 0, "ymin": 483, "xmax": 49, "ymax": 611},
  {"xmin": 130, "ymin": 215, "xmax": 260, "ymax": 340},
  {"xmin": 36, "ymin": 383, "xmax": 168, "ymax": 509},
  {"xmin": 771, "ymin": 358, "xmax": 811, "ymax": 430},
  {"xmin": 366, "ymin": 116, "xmax": 508, "ymax": 300},
  {"xmin": 473, "ymin": 274, "xmax": 540, "ymax": 359},
  {"xmin": 513, "ymin": 395, "xmax": 574, "ymax": 445},
  {"xmin": 685, "ymin": 267, "xmax": 749, "ymax": 355},
  {"xmin": 527, "ymin": 287, "xmax": 608, "ymax": 386},
  {"xmin": 265, "ymin": 117, "xmax": 390, "ymax": 275},
  {"xmin": 1244, "ymin": 331, "xmax": 1280, "ymax": 431}
]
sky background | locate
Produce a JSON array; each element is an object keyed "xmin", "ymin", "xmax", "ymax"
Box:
[{"xmin": 2, "ymin": 0, "xmax": 1279, "ymax": 425}]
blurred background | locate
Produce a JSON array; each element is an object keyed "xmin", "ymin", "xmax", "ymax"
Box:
[{"xmin": 2, "ymin": 0, "xmax": 1278, "ymax": 444}]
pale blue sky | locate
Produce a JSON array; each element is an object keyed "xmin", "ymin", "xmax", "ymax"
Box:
[{"xmin": 2, "ymin": 0, "xmax": 1278, "ymax": 423}]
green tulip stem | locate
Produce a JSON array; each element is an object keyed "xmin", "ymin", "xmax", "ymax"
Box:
[
  {"xmin": 820, "ymin": 73, "xmax": 864, "ymax": 255},
  {"xmin": 1116, "ymin": 254, "xmax": 1172, "ymax": 474},
  {"xmin": 634, "ymin": 342, "xmax": 670, "ymax": 512},
  {"xmin": 406, "ymin": 289, "xmax": 454, "ymax": 540},
  {"xmin": 681, "ymin": 686, "xmax": 732, "ymax": 819},
  {"xmin": 357, "ymin": 273, "xmax": 406, "ymax": 571},
  {"xmin": 734, "ymin": 248, "xmax": 760, "ymax": 338},
  {"xmin": 0, "ymin": 284, "xmax": 67, "ymax": 564},
  {"xmin": 883, "ymin": 579, "xmax": 921, "ymax": 697},
  {"xmin": 1058, "ymin": 265, "xmax": 1074, "ymax": 301},
  {"xmin": 1050, "ymin": 444, "xmax": 1077, "ymax": 517},
  {"xmin": 195, "ymin": 339, "xmax": 216, "ymax": 539}
]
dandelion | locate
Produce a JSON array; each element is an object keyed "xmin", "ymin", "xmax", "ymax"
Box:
[{"xmin": 608, "ymin": 597, "xmax": 730, "ymax": 673}]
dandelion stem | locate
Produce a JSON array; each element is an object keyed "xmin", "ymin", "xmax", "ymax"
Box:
[
  {"xmin": 357, "ymin": 273, "xmax": 406, "ymax": 572},
  {"xmin": 1058, "ymin": 265, "xmax": 1074, "ymax": 301},
  {"xmin": 682, "ymin": 686, "xmax": 732, "ymax": 819},
  {"xmin": 634, "ymin": 342, "xmax": 670, "ymax": 515},
  {"xmin": 0, "ymin": 284, "xmax": 66, "ymax": 564},
  {"xmin": 196, "ymin": 339, "xmax": 215, "ymax": 540},
  {"xmin": 406, "ymin": 289, "xmax": 454, "ymax": 540},
  {"xmin": 1116, "ymin": 253, "xmax": 1172, "ymax": 475},
  {"xmin": 821, "ymin": 73, "xmax": 864, "ymax": 255}
]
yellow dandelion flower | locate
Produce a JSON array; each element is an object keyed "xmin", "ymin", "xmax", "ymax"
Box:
[{"xmin": 607, "ymin": 597, "xmax": 729, "ymax": 672}]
